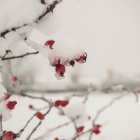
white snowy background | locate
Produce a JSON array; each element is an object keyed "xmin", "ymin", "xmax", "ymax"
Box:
[{"xmin": 0, "ymin": 0, "xmax": 140, "ymax": 140}]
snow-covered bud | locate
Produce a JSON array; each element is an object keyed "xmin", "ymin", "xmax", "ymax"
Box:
[{"xmin": 76, "ymin": 53, "xmax": 87, "ymax": 63}]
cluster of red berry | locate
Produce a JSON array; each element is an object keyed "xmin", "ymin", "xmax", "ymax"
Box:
[{"xmin": 44, "ymin": 39, "xmax": 87, "ymax": 79}]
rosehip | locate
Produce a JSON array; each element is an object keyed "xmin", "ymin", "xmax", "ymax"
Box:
[
  {"xmin": 76, "ymin": 53, "xmax": 87, "ymax": 63},
  {"xmin": 92, "ymin": 124, "xmax": 102, "ymax": 135},
  {"xmin": 44, "ymin": 40, "xmax": 55, "ymax": 49},
  {"xmin": 55, "ymin": 64, "xmax": 65, "ymax": 77},
  {"xmin": 2, "ymin": 131, "xmax": 14, "ymax": 140},
  {"xmin": 61, "ymin": 100, "xmax": 69, "ymax": 107},
  {"xmin": 76, "ymin": 126, "xmax": 84, "ymax": 133},
  {"xmin": 54, "ymin": 100, "xmax": 69, "ymax": 107},
  {"xmin": 35, "ymin": 112, "xmax": 44, "ymax": 120},
  {"xmin": 7, "ymin": 101, "xmax": 17, "ymax": 110},
  {"xmin": 54, "ymin": 100, "xmax": 62, "ymax": 107}
]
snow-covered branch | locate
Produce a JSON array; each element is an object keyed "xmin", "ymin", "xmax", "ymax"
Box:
[{"xmin": 0, "ymin": 0, "xmax": 62, "ymax": 38}]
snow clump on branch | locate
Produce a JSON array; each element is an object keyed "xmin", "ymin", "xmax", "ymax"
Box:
[{"xmin": 27, "ymin": 29, "xmax": 87, "ymax": 79}]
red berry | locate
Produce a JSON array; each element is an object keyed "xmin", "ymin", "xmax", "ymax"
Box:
[
  {"xmin": 76, "ymin": 53, "xmax": 87, "ymax": 63},
  {"xmin": 54, "ymin": 100, "xmax": 69, "ymax": 107},
  {"xmin": 76, "ymin": 126, "xmax": 84, "ymax": 133},
  {"xmin": 54, "ymin": 100, "xmax": 62, "ymax": 107},
  {"xmin": 61, "ymin": 100, "xmax": 69, "ymax": 107},
  {"xmin": 11, "ymin": 76, "xmax": 18, "ymax": 82},
  {"xmin": 7, "ymin": 101, "xmax": 17, "ymax": 110},
  {"xmin": 55, "ymin": 64, "xmax": 65, "ymax": 76},
  {"xmin": 35, "ymin": 112, "xmax": 44, "ymax": 120},
  {"xmin": 92, "ymin": 124, "xmax": 102, "ymax": 135},
  {"xmin": 2, "ymin": 131, "xmax": 14, "ymax": 140},
  {"xmin": 44, "ymin": 40, "xmax": 55, "ymax": 49},
  {"xmin": 28, "ymin": 104, "xmax": 33, "ymax": 109}
]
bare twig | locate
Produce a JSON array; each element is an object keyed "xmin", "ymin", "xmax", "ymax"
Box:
[
  {"xmin": 26, "ymin": 106, "xmax": 53, "ymax": 140},
  {"xmin": 88, "ymin": 93, "xmax": 128, "ymax": 140},
  {"xmin": 15, "ymin": 113, "xmax": 36, "ymax": 138},
  {"xmin": 0, "ymin": 115, "xmax": 2, "ymax": 132},
  {"xmin": 19, "ymin": 93, "xmax": 52, "ymax": 105},
  {"xmin": 0, "ymin": 51, "xmax": 39, "ymax": 61}
]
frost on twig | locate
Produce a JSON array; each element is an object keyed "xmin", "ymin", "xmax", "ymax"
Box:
[
  {"xmin": 0, "ymin": 50, "xmax": 39, "ymax": 61},
  {"xmin": 0, "ymin": 0, "xmax": 62, "ymax": 38}
]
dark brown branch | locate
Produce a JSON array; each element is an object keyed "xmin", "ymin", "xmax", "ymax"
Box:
[
  {"xmin": 0, "ymin": 115, "xmax": 2, "ymax": 132},
  {"xmin": 19, "ymin": 93, "xmax": 52, "ymax": 105},
  {"xmin": 36, "ymin": 0, "xmax": 62, "ymax": 22},
  {"xmin": 0, "ymin": 51, "xmax": 39, "ymax": 61},
  {"xmin": 15, "ymin": 113, "xmax": 36, "ymax": 138},
  {"xmin": 0, "ymin": 24, "xmax": 27, "ymax": 38}
]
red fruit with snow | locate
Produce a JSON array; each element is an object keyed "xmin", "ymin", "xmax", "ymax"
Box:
[
  {"xmin": 35, "ymin": 112, "xmax": 44, "ymax": 120},
  {"xmin": 2, "ymin": 131, "xmax": 14, "ymax": 140},
  {"xmin": 7, "ymin": 101, "xmax": 17, "ymax": 110},
  {"xmin": 55, "ymin": 64, "xmax": 65, "ymax": 77},
  {"xmin": 44, "ymin": 40, "xmax": 55, "ymax": 49},
  {"xmin": 76, "ymin": 53, "xmax": 87, "ymax": 63},
  {"xmin": 76, "ymin": 126, "xmax": 85, "ymax": 133},
  {"xmin": 92, "ymin": 124, "xmax": 102, "ymax": 135}
]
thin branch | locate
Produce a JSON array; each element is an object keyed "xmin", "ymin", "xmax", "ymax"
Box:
[
  {"xmin": 15, "ymin": 113, "xmax": 36, "ymax": 138},
  {"xmin": 88, "ymin": 93, "xmax": 128, "ymax": 140},
  {"xmin": 19, "ymin": 93, "xmax": 52, "ymax": 105},
  {"xmin": 26, "ymin": 106, "xmax": 53, "ymax": 140},
  {"xmin": 0, "ymin": 51, "xmax": 39, "ymax": 61},
  {"xmin": 36, "ymin": 0, "xmax": 62, "ymax": 22},
  {"xmin": 0, "ymin": 115, "xmax": 2, "ymax": 132}
]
